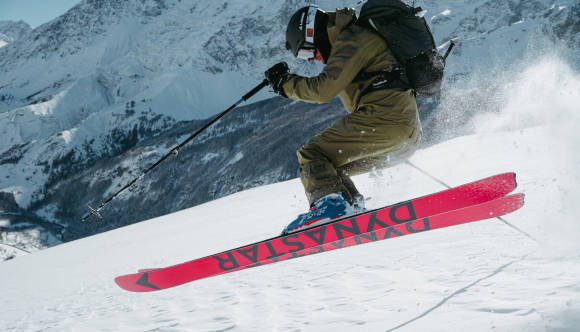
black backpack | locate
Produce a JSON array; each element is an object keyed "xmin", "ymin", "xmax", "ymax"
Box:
[{"xmin": 357, "ymin": 0, "xmax": 454, "ymax": 97}]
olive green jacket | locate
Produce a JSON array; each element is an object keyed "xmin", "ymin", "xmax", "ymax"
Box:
[{"xmin": 282, "ymin": 8, "xmax": 418, "ymax": 127}]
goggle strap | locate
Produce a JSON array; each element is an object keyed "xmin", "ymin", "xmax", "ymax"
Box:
[{"xmin": 305, "ymin": 5, "xmax": 317, "ymax": 44}]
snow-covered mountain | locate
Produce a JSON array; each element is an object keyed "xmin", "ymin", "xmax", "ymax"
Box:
[
  {"xmin": 0, "ymin": 0, "xmax": 579, "ymax": 259},
  {"xmin": 0, "ymin": 20, "xmax": 32, "ymax": 48}
]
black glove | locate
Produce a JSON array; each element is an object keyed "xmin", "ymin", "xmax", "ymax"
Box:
[{"xmin": 265, "ymin": 62, "xmax": 289, "ymax": 97}]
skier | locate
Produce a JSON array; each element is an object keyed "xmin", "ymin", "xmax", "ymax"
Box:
[{"xmin": 265, "ymin": 5, "xmax": 422, "ymax": 234}]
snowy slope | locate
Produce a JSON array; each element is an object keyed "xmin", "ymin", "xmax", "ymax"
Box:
[{"xmin": 1, "ymin": 82, "xmax": 580, "ymax": 330}]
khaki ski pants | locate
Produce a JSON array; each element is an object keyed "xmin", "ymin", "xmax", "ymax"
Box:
[{"xmin": 297, "ymin": 90, "xmax": 421, "ymax": 205}]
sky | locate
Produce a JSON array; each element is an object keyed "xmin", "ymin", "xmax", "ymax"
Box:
[{"xmin": 0, "ymin": 0, "xmax": 81, "ymax": 27}]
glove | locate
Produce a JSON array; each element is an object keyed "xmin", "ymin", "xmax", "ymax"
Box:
[{"xmin": 265, "ymin": 62, "xmax": 289, "ymax": 97}]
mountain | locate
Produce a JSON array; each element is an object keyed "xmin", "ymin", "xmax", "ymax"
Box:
[
  {"xmin": 0, "ymin": 20, "xmax": 32, "ymax": 48},
  {"xmin": 0, "ymin": 0, "xmax": 579, "ymax": 260}
]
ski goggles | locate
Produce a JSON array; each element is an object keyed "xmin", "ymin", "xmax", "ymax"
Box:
[{"xmin": 296, "ymin": 47, "xmax": 315, "ymax": 61}]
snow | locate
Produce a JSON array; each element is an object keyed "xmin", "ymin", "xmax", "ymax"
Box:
[
  {"xmin": 1, "ymin": 91, "xmax": 580, "ymax": 330},
  {"xmin": 201, "ymin": 152, "xmax": 220, "ymax": 163},
  {"xmin": 224, "ymin": 151, "xmax": 244, "ymax": 168}
]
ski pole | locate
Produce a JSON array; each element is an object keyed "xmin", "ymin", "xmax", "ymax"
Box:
[
  {"xmin": 443, "ymin": 40, "xmax": 455, "ymax": 63},
  {"xmin": 81, "ymin": 79, "xmax": 270, "ymax": 222}
]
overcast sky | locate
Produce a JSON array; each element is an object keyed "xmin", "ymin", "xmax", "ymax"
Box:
[{"xmin": 0, "ymin": 0, "xmax": 81, "ymax": 27}]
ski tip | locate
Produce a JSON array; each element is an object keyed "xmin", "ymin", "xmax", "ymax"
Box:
[
  {"xmin": 499, "ymin": 172, "xmax": 517, "ymax": 184},
  {"xmin": 494, "ymin": 172, "xmax": 518, "ymax": 191},
  {"xmin": 505, "ymin": 193, "xmax": 525, "ymax": 212}
]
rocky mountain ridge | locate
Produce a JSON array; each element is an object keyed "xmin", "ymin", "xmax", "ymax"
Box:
[{"xmin": 0, "ymin": 20, "xmax": 32, "ymax": 48}]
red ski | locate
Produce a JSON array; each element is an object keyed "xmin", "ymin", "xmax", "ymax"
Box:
[{"xmin": 115, "ymin": 173, "xmax": 522, "ymax": 292}]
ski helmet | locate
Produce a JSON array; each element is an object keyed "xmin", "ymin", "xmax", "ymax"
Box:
[{"xmin": 286, "ymin": 5, "xmax": 327, "ymax": 58}]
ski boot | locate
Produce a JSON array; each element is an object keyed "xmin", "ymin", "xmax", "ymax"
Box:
[{"xmin": 282, "ymin": 192, "xmax": 366, "ymax": 235}]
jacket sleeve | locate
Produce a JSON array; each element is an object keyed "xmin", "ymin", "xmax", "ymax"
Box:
[{"xmin": 282, "ymin": 30, "xmax": 376, "ymax": 104}]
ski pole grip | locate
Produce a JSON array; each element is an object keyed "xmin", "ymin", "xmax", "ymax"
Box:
[{"xmin": 242, "ymin": 79, "xmax": 269, "ymax": 101}]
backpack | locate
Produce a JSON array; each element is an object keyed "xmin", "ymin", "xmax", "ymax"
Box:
[{"xmin": 357, "ymin": 0, "xmax": 454, "ymax": 97}]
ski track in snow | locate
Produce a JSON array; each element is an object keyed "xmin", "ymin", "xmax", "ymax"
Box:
[{"xmin": 387, "ymin": 254, "xmax": 529, "ymax": 331}]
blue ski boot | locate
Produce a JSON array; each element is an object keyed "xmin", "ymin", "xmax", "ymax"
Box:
[{"xmin": 283, "ymin": 192, "xmax": 365, "ymax": 234}]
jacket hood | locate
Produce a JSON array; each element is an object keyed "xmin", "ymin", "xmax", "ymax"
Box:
[{"xmin": 326, "ymin": 8, "xmax": 357, "ymax": 45}]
